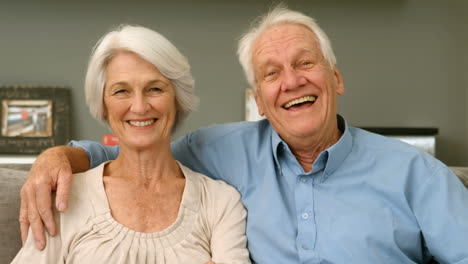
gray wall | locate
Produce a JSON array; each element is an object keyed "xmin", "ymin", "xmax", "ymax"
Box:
[
  {"xmin": 463, "ymin": 0, "xmax": 468, "ymax": 167},
  {"xmin": 1, "ymin": 0, "xmax": 466, "ymax": 165}
]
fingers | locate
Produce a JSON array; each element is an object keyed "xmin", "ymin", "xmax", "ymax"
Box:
[
  {"xmin": 36, "ymin": 183, "xmax": 56, "ymax": 237},
  {"xmin": 19, "ymin": 187, "xmax": 30, "ymax": 245},
  {"xmin": 24, "ymin": 183, "xmax": 46, "ymax": 250},
  {"xmin": 55, "ymin": 166, "xmax": 73, "ymax": 212},
  {"xmin": 19, "ymin": 146, "xmax": 75, "ymax": 250}
]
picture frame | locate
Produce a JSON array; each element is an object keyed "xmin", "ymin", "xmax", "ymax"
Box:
[{"xmin": 0, "ymin": 86, "xmax": 71, "ymax": 154}]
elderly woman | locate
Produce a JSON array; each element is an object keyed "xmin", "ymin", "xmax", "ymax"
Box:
[{"xmin": 12, "ymin": 25, "xmax": 250, "ymax": 263}]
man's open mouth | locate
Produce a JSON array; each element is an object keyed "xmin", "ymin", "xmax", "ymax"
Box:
[{"xmin": 283, "ymin": 96, "xmax": 317, "ymax": 109}]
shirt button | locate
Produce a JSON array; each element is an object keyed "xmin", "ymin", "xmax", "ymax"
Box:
[
  {"xmin": 301, "ymin": 213, "xmax": 309, "ymax": 220},
  {"xmin": 301, "ymin": 177, "xmax": 307, "ymax": 183},
  {"xmin": 301, "ymin": 244, "xmax": 310, "ymax": 250}
]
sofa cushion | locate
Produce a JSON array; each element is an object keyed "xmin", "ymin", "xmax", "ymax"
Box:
[{"xmin": 0, "ymin": 168, "xmax": 28, "ymax": 263}]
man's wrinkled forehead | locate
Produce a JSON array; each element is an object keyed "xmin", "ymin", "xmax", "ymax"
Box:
[{"xmin": 252, "ymin": 24, "xmax": 323, "ymax": 67}]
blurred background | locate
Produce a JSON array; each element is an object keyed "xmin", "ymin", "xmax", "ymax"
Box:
[{"xmin": 0, "ymin": 0, "xmax": 466, "ymax": 165}]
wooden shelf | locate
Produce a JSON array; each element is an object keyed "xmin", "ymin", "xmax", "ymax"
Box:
[{"xmin": 0, "ymin": 155, "xmax": 36, "ymax": 164}]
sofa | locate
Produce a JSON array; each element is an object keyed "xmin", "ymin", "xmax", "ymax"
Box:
[{"xmin": 1, "ymin": 165, "xmax": 468, "ymax": 263}]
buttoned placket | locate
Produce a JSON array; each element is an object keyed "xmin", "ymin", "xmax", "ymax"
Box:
[
  {"xmin": 276, "ymin": 145, "xmax": 327, "ymax": 263},
  {"xmin": 295, "ymin": 169, "xmax": 325, "ymax": 263}
]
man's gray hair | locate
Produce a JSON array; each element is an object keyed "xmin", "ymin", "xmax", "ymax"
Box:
[
  {"xmin": 85, "ymin": 24, "xmax": 198, "ymax": 132},
  {"xmin": 237, "ymin": 5, "xmax": 337, "ymax": 89}
]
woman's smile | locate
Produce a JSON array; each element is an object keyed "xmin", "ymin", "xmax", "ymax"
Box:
[{"xmin": 127, "ymin": 118, "xmax": 157, "ymax": 127}]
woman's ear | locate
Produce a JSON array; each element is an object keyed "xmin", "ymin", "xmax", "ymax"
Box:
[{"xmin": 102, "ymin": 106, "xmax": 108, "ymax": 120}]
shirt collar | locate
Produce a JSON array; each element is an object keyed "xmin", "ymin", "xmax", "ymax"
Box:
[
  {"xmin": 323, "ymin": 115, "xmax": 353, "ymax": 178},
  {"xmin": 270, "ymin": 115, "xmax": 353, "ymax": 178},
  {"xmin": 271, "ymin": 126, "xmax": 284, "ymax": 170}
]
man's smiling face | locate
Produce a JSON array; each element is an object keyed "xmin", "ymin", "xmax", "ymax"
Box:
[{"xmin": 252, "ymin": 23, "xmax": 344, "ymax": 144}]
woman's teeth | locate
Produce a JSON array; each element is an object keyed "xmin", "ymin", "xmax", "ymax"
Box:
[{"xmin": 128, "ymin": 119, "xmax": 155, "ymax": 127}]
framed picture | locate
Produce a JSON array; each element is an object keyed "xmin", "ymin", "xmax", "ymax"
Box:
[
  {"xmin": 245, "ymin": 88, "xmax": 264, "ymax": 122},
  {"xmin": 0, "ymin": 86, "xmax": 71, "ymax": 154}
]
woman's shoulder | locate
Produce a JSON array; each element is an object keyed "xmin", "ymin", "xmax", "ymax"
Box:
[
  {"xmin": 64, "ymin": 162, "xmax": 107, "ymax": 217},
  {"xmin": 179, "ymin": 162, "xmax": 241, "ymax": 201},
  {"xmin": 178, "ymin": 162, "xmax": 243, "ymax": 218},
  {"xmin": 71, "ymin": 163, "xmax": 105, "ymax": 198},
  {"xmin": 179, "ymin": 162, "xmax": 246, "ymax": 230}
]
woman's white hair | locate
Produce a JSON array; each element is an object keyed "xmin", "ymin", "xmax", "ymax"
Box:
[
  {"xmin": 237, "ymin": 5, "xmax": 337, "ymax": 89},
  {"xmin": 85, "ymin": 24, "xmax": 198, "ymax": 132}
]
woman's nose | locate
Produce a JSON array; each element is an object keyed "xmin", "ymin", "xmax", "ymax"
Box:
[{"xmin": 130, "ymin": 94, "xmax": 150, "ymax": 114}]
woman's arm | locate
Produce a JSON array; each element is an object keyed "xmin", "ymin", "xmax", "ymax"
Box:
[
  {"xmin": 13, "ymin": 213, "xmax": 63, "ymax": 263},
  {"xmin": 209, "ymin": 184, "xmax": 250, "ymax": 263}
]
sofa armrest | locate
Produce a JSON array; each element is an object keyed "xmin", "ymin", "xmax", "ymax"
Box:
[{"xmin": 450, "ymin": 167, "xmax": 468, "ymax": 188}]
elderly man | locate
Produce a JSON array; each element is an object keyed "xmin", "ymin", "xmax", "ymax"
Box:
[{"xmin": 20, "ymin": 6, "xmax": 468, "ymax": 264}]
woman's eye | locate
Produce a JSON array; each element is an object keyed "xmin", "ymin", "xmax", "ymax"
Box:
[
  {"xmin": 150, "ymin": 87, "xmax": 162, "ymax": 93},
  {"xmin": 113, "ymin": 89, "xmax": 126, "ymax": 95}
]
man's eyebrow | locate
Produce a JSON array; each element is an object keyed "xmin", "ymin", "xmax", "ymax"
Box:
[
  {"xmin": 294, "ymin": 48, "xmax": 319, "ymax": 58},
  {"xmin": 257, "ymin": 58, "xmax": 279, "ymax": 68}
]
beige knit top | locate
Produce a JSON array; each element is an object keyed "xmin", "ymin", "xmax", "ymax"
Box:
[{"xmin": 12, "ymin": 162, "xmax": 250, "ymax": 264}]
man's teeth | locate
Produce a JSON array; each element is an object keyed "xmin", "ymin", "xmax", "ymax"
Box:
[
  {"xmin": 284, "ymin": 96, "xmax": 317, "ymax": 109},
  {"xmin": 129, "ymin": 119, "xmax": 155, "ymax": 127}
]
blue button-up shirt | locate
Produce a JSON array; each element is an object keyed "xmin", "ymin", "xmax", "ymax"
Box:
[{"xmin": 72, "ymin": 116, "xmax": 468, "ymax": 263}]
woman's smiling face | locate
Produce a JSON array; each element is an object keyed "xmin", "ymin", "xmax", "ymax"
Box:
[{"xmin": 103, "ymin": 51, "xmax": 177, "ymax": 150}]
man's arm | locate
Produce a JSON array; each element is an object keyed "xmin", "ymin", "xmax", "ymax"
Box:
[
  {"xmin": 415, "ymin": 165, "xmax": 468, "ymax": 262},
  {"xmin": 19, "ymin": 146, "xmax": 89, "ymax": 250},
  {"xmin": 20, "ymin": 140, "xmax": 120, "ymax": 250}
]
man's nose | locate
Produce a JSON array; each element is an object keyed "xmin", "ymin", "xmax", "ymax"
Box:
[
  {"xmin": 130, "ymin": 94, "xmax": 150, "ymax": 114},
  {"xmin": 281, "ymin": 66, "xmax": 307, "ymax": 91}
]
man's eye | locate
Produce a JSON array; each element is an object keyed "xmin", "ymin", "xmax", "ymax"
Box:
[
  {"xmin": 299, "ymin": 61, "xmax": 315, "ymax": 68},
  {"xmin": 263, "ymin": 71, "xmax": 278, "ymax": 82},
  {"xmin": 265, "ymin": 71, "xmax": 276, "ymax": 78}
]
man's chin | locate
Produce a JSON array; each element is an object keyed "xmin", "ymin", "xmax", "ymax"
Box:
[{"xmin": 278, "ymin": 126, "xmax": 322, "ymax": 142}]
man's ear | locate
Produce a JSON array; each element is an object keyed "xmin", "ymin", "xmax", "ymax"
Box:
[
  {"xmin": 254, "ymin": 89, "xmax": 265, "ymax": 116},
  {"xmin": 334, "ymin": 66, "xmax": 345, "ymax": 95}
]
